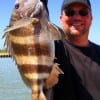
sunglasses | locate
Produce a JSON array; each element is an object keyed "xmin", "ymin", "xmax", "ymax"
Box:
[{"xmin": 64, "ymin": 9, "xmax": 89, "ymax": 17}]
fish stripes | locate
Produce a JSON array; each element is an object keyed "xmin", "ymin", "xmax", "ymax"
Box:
[
  {"xmin": 18, "ymin": 64, "xmax": 52, "ymax": 73},
  {"xmin": 22, "ymin": 73, "xmax": 50, "ymax": 80},
  {"xmin": 11, "ymin": 42, "xmax": 52, "ymax": 56},
  {"xmin": 15, "ymin": 55, "xmax": 53, "ymax": 66},
  {"xmin": 8, "ymin": 32, "xmax": 50, "ymax": 45}
]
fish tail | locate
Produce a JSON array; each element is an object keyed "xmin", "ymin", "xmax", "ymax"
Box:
[
  {"xmin": 32, "ymin": 91, "xmax": 46, "ymax": 100},
  {"xmin": 32, "ymin": 83, "xmax": 46, "ymax": 100}
]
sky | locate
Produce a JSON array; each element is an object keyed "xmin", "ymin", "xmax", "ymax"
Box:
[{"xmin": 0, "ymin": 0, "xmax": 100, "ymax": 49}]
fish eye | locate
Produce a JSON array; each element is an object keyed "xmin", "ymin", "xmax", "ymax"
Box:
[{"xmin": 15, "ymin": 3, "xmax": 19, "ymax": 9}]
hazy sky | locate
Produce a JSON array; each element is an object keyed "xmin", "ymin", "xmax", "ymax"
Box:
[{"xmin": 0, "ymin": 0, "xmax": 100, "ymax": 49}]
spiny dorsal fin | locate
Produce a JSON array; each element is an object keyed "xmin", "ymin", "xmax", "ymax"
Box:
[{"xmin": 48, "ymin": 22, "xmax": 65, "ymax": 40}]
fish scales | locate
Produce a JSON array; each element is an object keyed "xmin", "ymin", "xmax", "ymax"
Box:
[{"xmin": 4, "ymin": 0, "xmax": 64, "ymax": 100}]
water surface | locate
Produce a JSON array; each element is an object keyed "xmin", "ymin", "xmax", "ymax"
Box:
[{"xmin": 0, "ymin": 58, "xmax": 31, "ymax": 100}]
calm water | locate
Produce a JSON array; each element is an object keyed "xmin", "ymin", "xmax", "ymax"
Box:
[{"xmin": 0, "ymin": 58, "xmax": 31, "ymax": 100}]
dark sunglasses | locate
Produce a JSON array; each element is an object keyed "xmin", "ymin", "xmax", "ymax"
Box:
[{"xmin": 64, "ymin": 9, "xmax": 89, "ymax": 17}]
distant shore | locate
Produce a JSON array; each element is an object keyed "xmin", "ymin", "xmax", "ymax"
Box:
[{"xmin": 0, "ymin": 49, "xmax": 11, "ymax": 57}]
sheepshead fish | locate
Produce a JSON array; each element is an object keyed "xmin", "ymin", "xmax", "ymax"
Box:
[{"xmin": 4, "ymin": 0, "xmax": 64, "ymax": 100}]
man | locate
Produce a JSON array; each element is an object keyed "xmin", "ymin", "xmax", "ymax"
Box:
[{"xmin": 49, "ymin": 0, "xmax": 100, "ymax": 100}]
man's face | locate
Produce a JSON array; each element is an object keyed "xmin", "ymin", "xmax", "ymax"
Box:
[{"xmin": 60, "ymin": 3, "xmax": 92, "ymax": 37}]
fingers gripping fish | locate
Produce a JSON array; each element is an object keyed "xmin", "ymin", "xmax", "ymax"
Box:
[{"xmin": 4, "ymin": 0, "xmax": 64, "ymax": 100}]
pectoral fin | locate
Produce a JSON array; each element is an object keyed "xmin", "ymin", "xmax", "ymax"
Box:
[
  {"xmin": 48, "ymin": 22, "xmax": 65, "ymax": 40},
  {"xmin": 45, "ymin": 63, "xmax": 64, "ymax": 89},
  {"xmin": 4, "ymin": 18, "xmax": 39, "ymax": 33}
]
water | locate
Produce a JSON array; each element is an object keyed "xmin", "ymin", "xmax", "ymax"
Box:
[{"xmin": 0, "ymin": 58, "xmax": 31, "ymax": 100}]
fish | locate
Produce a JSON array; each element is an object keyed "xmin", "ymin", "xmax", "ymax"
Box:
[{"xmin": 4, "ymin": 0, "xmax": 64, "ymax": 100}]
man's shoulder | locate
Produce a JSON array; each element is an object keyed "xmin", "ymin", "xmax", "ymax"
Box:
[
  {"xmin": 90, "ymin": 41, "xmax": 100, "ymax": 51},
  {"xmin": 90, "ymin": 41, "xmax": 100, "ymax": 47}
]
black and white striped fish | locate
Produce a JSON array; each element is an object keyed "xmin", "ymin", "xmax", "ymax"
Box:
[{"xmin": 4, "ymin": 0, "xmax": 64, "ymax": 100}]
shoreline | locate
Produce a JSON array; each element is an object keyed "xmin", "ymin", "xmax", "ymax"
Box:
[{"xmin": 0, "ymin": 52, "xmax": 11, "ymax": 58}]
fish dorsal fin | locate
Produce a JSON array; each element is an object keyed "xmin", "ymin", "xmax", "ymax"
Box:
[{"xmin": 48, "ymin": 22, "xmax": 65, "ymax": 40}]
